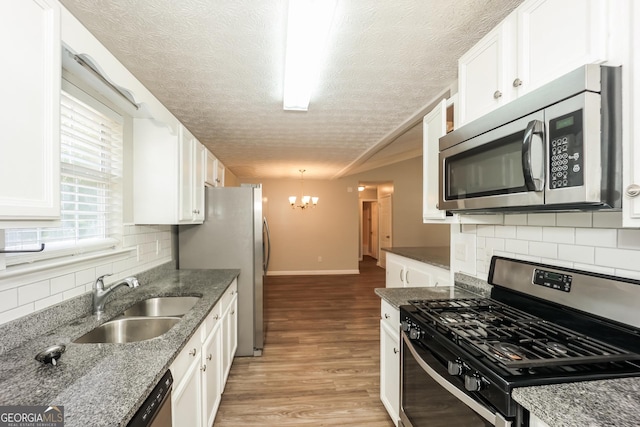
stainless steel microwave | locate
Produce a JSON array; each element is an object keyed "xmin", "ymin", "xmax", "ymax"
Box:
[{"xmin": 438, "ymin": 65, "xmax": 621, "ymax": 213}]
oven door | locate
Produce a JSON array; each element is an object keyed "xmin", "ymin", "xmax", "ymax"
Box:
[
  {"xmin": 399, "ymin": 331, "xmax": 511, "ymax": 427},
  {"xmin": 438, "ymin": 112, "xmax": 545, "ymax": 212}
]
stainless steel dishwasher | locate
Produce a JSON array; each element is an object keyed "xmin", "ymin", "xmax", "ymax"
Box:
[{"xmin": 127, "ymin": 370, "xmax": 173, "ymax": 427}]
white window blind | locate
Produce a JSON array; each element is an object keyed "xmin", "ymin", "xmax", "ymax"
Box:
[{"xmin": 5, "ymin": 88, "xmax": 123, "ymax": 264}]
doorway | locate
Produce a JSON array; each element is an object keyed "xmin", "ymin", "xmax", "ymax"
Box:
[
  {"xmin": 358, "ymin": 182, "xmax": 393, "ymax": 268},
  {"xmin": 361, "ymin": 200, "xmax": 379, "ymax": 259}
]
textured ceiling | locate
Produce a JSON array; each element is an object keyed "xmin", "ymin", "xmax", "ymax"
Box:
[{"xmin": 60, "ymin": 0, "xmax": 522, "ymax": 180}]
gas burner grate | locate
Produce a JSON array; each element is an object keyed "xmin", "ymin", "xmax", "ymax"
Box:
[{"xmin": 409, "ymin": 298, "xmax": 640, "ymax": 369}]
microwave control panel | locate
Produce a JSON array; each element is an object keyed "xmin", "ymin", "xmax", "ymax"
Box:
[{"xmin": 548, "ymin": 110, "xmax": 583, "ymax": 189}]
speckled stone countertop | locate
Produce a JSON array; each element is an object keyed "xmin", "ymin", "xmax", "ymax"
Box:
[
  {"xmin": 512, "ymin": 378, "xmax": 640, "ymax": 427},
  {"xmin": 0, "ymin": 267, "xmax": 239, "ymax": 427},
  {"xmin": 375, "ymin": 286, "xmax": 482, "ymax": 308},
  {"xmin": 381, "ymin": 246, "xmax": 450, "ymax": 269}
]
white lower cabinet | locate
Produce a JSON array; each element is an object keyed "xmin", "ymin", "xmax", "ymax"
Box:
[
  {"xmin": 379, "ymin": 299, "xmax": 400, "ymax": 426},
  {"xmin": 529, "ymin": 413, "xmax": 551, "ymax": 427},
  {"xmin": 385, "ymin": 252, "xmax": 450, "ymax": 288},
  {"xmin": 171, "ymin": 279, "xmax": 237, "ymax": 427}
]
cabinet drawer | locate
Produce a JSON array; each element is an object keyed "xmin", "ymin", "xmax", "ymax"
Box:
[
  {"xmin": 221, "ymin": 280, "xmax": 238, "ymax": 313},
  {"xmin": 380, "ymin": 299, "xmax": 400, "ymax": 331},
  {"xmin": 171, "ymin": 325, "xmax": 202, "ymax": 384},
  {"xmin": 203, "ymin": 302, "xmax": 222, "ymax": 338}
]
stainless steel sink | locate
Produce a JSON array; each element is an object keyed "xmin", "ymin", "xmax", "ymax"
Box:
[
  {"xmin": 73, "ymin": 317, "xmax": 180, "ymax": 344},
  {"xmin": 122, "ymin": 296, "xmax": 201, "ymax": 317}
]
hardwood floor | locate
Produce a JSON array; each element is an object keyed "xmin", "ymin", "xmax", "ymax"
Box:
[{"xmin": 213, "ymin": 256, "xmax": 395, "ymax": 426}]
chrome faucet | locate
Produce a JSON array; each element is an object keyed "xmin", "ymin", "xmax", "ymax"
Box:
[{"xmin": 93, "ymin": 273, "xmax": 140, "ymax": 315}]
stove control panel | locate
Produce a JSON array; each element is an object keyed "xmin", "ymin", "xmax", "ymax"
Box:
[
  {"xmin": 402, "ymin": 317, "xmax": 424, "ymax": 340},
  {"xmin": 533, "ymin": 268, "xmax": 572, "ymax": 292}
]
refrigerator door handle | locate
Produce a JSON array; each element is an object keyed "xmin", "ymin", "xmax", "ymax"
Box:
[{"xmin": 263, "ymin": 217, "xmax": 271, "ymax": 274}]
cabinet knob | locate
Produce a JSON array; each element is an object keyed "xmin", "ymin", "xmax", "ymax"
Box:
[
  {"xmin": 626, "ymin": 184, "xmax": 640, "ymax": 198},
  {"xmin": 189, "ymin": 348, "xmax": 197, "ymax": 357},
  {"xmin": 384, "ymin": 313, "xmax": 390, "ymax": 319},
  {"xmin": 393, "ymin": 348, "xmax": 399, "ymax": 354},
  {"xmin": 512, "ymin": 78, "xmax": 523, "ymax": 87},
  {"xmin": 493, "ymin": 90, "xmax": 502, "ymax": 99},
  {"xmin": 207, "ymin": 354, "xmax": 212, "ymax": 361},
  {"xmin": 213, "ymin": 314, "xmax": 220, "ymax": 320},
  {"xmin": 201, "ymin": 364, "xmax": 207, "ymax": 372}
]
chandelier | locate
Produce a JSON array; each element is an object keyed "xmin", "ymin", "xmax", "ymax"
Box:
[{"xmin": 289, "ymin": 169, "xmax": 318, "ymax": 209}]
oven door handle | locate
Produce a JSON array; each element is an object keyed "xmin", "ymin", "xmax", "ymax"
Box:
[
  {"xmin": 522, "ymin": 119, "xmax": 545, "ymax": 192},
  {"xmin": 401, "ymin": 332, "xmax": 511, "ymax": 427}
]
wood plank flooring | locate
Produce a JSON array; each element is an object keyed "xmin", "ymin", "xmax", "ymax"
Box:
[{"xmin": 213, "ymin": 256, "xmax": 395, "ymax": 426}]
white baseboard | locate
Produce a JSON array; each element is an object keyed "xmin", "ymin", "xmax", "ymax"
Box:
[{"xmin": 266, "ymin": 269, "xmax": 360, "ymax": 276}]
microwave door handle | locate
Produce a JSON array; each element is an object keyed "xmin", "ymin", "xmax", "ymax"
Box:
[{"xmin": 522, "ymin": 119, "xmax": 545, "ymax": 191}]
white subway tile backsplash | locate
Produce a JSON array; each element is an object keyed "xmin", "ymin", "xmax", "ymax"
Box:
[
  {"xmin": 516, "ymin": 226, "xmax": 543, "ymax": 242},
  {"xmin": 558, "ymin": 244, "xmax": 595, "ymax": 264},
  {"xmin": 542, "ymin": 227, "xmax": 574, "ymax": 244},
  {"xmin": 495, "ymin": 225, "xmax": 516, "ymax": 239},
  {"xmin": 556, "ymin": 212, "xmax": 592, "ymax": 228},
  {"xmin": 529, "ymin": 241, "xmax": 558, "ymax": 259},
  {"xmin": 573, "ymin": 263, "xmax": 615, "ymax": 276},
  {"xmin": 505, "ymin": 239, "xmax": 528, "ymax": 254},
  {"xmin": 540, "ymin": 258, "xmax": 573, "ymax": 269},
  {"xmin": 595, "ymin": 247, "xmax": 640, "ymax": 270},
  {"xmin": 612, "ymin": 268, "xmax": 640, "ymax": 281},
  {"xmin": 0, "ymin": 288, "xmax": 18, "ymax": 312},
  {"xmin": 504, "ymin": 214, "xmax": 528, "ymax": 225},
  {"xmin": 527, "ymin": 213, "xmax": 556, "ymax": 226},
  {"xmin": 477, "ymin": 225, "xmax": 495, "ymax": 237},
  {"xmin": 575, "ymin": 228, "xmax": 617, "ymax": 248},
  {"xmin": 0, "ymin": 225, "xmax": 174, "ymax": 324},
  {"xmin": 617, "ymin": 229, "xmax": 640, "ymax": 250},
  {"xmin": 18, "ymin": 280, "xmax": 50, "ymax": 305},
  {"xmin": 50, "ymin": 273, "xmax": 76, "ymax": 294},
  {"xmin": 592, "ymin": 212, "xmax": 623, "ymax": 228}
]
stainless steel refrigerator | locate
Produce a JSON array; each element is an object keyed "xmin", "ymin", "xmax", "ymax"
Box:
[{"xmin": 178, "ymin": 184, "xmax": 270, "ymax": 356}]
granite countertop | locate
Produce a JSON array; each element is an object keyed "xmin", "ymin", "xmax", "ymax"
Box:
[
  {"xmin": 382, "ymin": 246, "xmax": 450, "ymax": 269},
  {"xmin": 375, "ymin": 286, "xmax": 482, "ymax": 308},
  {"xmin": 512, "ymin": 378, "xmax": 640, "ymax": 427},
  {"xmin": 0, "ymin": 267, "xmax": 239, "ymax": 427}
]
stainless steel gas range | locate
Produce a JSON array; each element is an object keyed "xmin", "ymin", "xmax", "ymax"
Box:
[{"xmin": 399, "ymin": 256, "xmax": 640, "ymax": 427}]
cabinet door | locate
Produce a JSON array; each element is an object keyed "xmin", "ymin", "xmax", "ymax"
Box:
[
  {"xmin": 385, "ymin": 254, "xmax": 404, "ymax": 288},
  {"xmin": 215, "ymin": 160, "xmax": 225, "ymax": 187},
  {"xmin": 516, "ymin": 0, "xmax": 608, "ymax": 97},
  {"xmin": 380, "ymin": 320, "xmax": 400, "ymax": 426},
  {"xmin": 202, "ymin": 324, "xmax": 222, "ymax": 427},
  {"xmin": 423, "ymin": 99, "xmax": 447, "ymax": 221},
  {"xmin": 0, "ymin": 0, "xmax": 60, "ymax": 222},
  {"xmin": 172, "ymin": 357, "xmax": 203, "ymax": 427},
  {"xmin": 193, "ymin": 142, "xmax": 205, "ymax": 222},
  {"xmin": 458, "ymin": 17, "xmax": 515, "ymax": 126},
  {"xmin": 178, "ymin": 127, "xmax": 195, "ymax": 222},
  {"xmin": 404, "ymin": 262, "xmax": 433, "ymax": 288},
  {"xmin": 205, "ymin": 150, "xmax": 216, "ymax": 186},
  {"xmin": 227, "ymin": 295, "xmax": 238, "ymax": 368}
]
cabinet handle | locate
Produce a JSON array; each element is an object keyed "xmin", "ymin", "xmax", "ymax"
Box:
[
  {"xmin": 406, "ymin": 271, "xmax": 410, "ymax": 284},
  {"xmin": 189, "ymin": 348, "xmax": 197, "ymax": 357},
  {"xmin": 399, "ymin": 269, "xmax": 404, "ymax": 282},
  {"xmin": 207, "ymin": 354, "xmax": 212, "ymax": 361},
  {"xmin": 626, "ymin": 184, "xmax": 640, "ymax": 198},
  {"xmin": 493, "ymin": 90, "xmax": 502, "ymax": 99},
  {"xmin": 384, "ymin": 313, "xmax": 390, "ymax": 319},
  {"xmin": 231, "ymin": 310, "xmax": 235, "ymax": 315},
  {"xmin": 512, "ymin": 78, "xmax": 523, "ymax": 87},
  {"xmin": 393, "ymin": 348, "xmax": 399, "ymax": 354},
  {"xmin": 201, "ymin": 364, "xmax": 207, "ymax": 372},
  {"xmin": 213, "ymin": 314, "xmax": 220, "ymax": 320}
]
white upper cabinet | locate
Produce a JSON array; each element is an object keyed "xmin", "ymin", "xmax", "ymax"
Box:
[
  {"xmin": 0, "ymin": 0, "xmax": 60, "ymax": 225},
  {"xmin": 423, "ymin": 98, "xmax": 450, "ymax": 222},
  {"xmin": 205, "ymin": 150, "xmax": 225, "ymax": 188},
  {"xmin": 458, "ymin": 0, "xmax": 609, "ymax": 126},
  {"xmin": 133, "ymin": 120, "xmax": 205, "ymax": 225}
]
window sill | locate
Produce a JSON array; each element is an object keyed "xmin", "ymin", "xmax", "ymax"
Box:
[{"xmin": 0, "ymin": 246, "xmax": 136, "ymax": 281}]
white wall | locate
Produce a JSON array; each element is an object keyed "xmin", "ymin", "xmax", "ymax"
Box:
[
  {"xmin": 0, "ymin": 225, "xmax": 173, "ymax": 325},
  {"xmin": 452, "ymin": 212, "xmax": 640, "ymax": 281}
]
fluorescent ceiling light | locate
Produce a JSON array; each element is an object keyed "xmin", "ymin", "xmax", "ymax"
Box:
[{"xmin": 283, "ymin": 0, "xmax": 337, "ymax": 111}]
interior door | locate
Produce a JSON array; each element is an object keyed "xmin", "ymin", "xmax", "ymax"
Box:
[{"xmin": 378, "ymin": 195, "xmax": 392, "ymax": 268}]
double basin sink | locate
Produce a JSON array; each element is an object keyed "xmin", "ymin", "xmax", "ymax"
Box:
[{"xmin": 74, "ymin": 296, "xmax": 201, "ymax": 344}]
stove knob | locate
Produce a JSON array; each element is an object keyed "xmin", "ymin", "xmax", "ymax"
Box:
[
  {"xmin": 401, "ymin": 321, "xmax": 411, "ymax": 332},
  {"xmin": 464, "ymin": 374, "xmax": 485, "ymax": 392},
  {"xmin": 447, "ymin": 360, "xmax": 465, "ymax": 376},
  {"xmin": 409, "ymin": 328, "xmax": 420, "ymax": 340}
]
